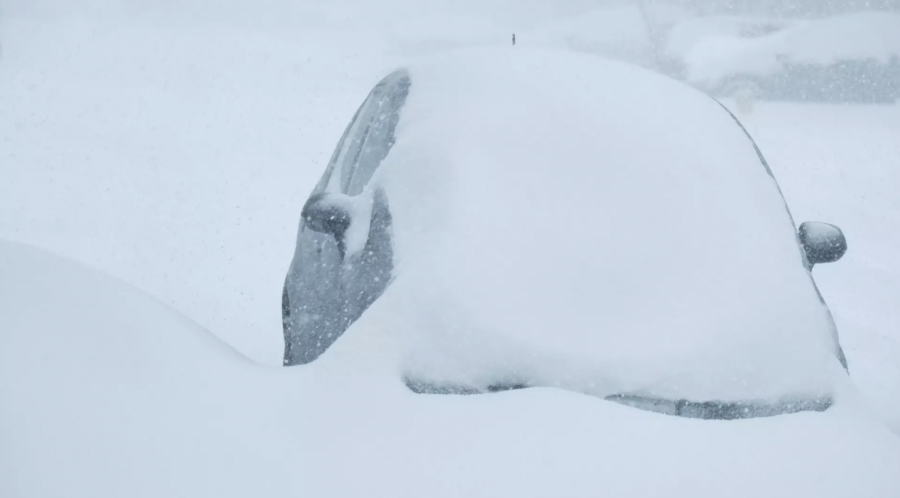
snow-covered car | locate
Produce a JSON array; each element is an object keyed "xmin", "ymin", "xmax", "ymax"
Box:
[
  {"xmin": 4, "ymin": 49, "xmax": 900, "ymax": 498},
  {"xmin": 670, "ymin": 12, "xmax": 900, "ymax": 103},
  {"xmin": 283, "ymin": 48, "xmax": 852, "ymax": 417}
]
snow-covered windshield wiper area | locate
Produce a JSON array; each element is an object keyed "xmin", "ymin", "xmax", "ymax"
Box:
[{"xmin": 405, "ymin": 379, "xmax": 832, "ymax": 420}]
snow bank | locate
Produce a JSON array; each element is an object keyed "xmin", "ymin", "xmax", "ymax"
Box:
[{"xmin": 3, "ymin": 238, "xmax": 900, "ymax": 497}]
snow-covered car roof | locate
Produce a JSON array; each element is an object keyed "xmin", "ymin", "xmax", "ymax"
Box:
[
  {"xmin": 3, "ymin": 239, "xmax": 900, "ymax": 497},
  {"xmin": 317, "ymin": 48, "xmax": 845, "ymax": 404}
]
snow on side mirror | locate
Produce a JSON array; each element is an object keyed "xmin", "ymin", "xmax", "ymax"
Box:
[
  {"xmin": 302, "ymin": 192, "xmax": 353, "ymax": 256},
  {"xmin": 301, "ymin": 191, "xmax": 374, "ymax": 260},
  {"xmin": 798, "ymin": 221, "xmax": 847, "ymax": 268},
  {"xmin": 303, "ymin": 192, "xmax": 352, "ymax": 236}
]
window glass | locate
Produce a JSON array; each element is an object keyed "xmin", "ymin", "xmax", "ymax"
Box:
[
  {"xmin": 348, "ymin": 72, "xmax": 410, "ymax": 195},
  {"xmin": 283, "ymin": 70, "xmax": 409, "ymax": 366},
  {"xmin": 326, "ymin": 87, "xmax": 382, "ymax": 192}
]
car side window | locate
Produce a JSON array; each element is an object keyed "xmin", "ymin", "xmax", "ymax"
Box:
[
  {"xmin": 328, "ymin": 94, "xmax": 381, "ymax": 193},
  {"xmin": 326, "ymin": 70, "xmax": 409, "ymax": 195},
  {"xmin": 282, "ymin": 70, "xmax": 410, "ymax": 367},
  {"xmin": 347, "ymin": 72, "xmax": 410, "ymax": 195}
]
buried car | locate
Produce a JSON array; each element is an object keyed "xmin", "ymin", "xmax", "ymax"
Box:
[
  {"xmin": 4, "ymin": 49, "xmax": 900, "ymax": 498},
  {"xmin": 283, "ymin": 48, "xmax": 851, "ymax": 416}
]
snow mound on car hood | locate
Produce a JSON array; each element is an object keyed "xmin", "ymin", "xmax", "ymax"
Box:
[{"xmin": 355, "ymin": 48, "xmax": 845, "ymax": 402}]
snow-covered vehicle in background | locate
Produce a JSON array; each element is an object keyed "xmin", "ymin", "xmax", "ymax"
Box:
[
  {"xmin": 665, "ymin": 12, "xmax": 900, "ymax": 103},
  {"xmin": 3, "ymin": 49, "xmax": 900, "ymax": 497}
]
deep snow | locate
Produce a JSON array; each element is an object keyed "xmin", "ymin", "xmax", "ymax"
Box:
[
  {"xmin": 3, "ymin": 239, "xmax": 900, "ymax": 496},
  {"xmin": 2, "ymin": 1, "xmax": 900, "ymax": 493}
]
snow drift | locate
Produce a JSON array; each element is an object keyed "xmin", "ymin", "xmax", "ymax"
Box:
[{"xmin": 3, "ymin": 238, "xmax": 900, "ymax": 497}]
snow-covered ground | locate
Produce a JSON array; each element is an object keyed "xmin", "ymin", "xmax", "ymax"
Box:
[
  {"xmin": 6, "ymin": 239, "xmax": 900, "ymax": 497},
  {"xmin": 2, "ymin": 0, "xmax": 899, "ymax": 472}
]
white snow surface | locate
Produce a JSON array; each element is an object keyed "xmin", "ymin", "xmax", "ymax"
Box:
[
  {"xmin": 308, "ymin": 191, "xmax": 375, "ymax": 259},
  {"xmin": 3, "ymin": 238, "xmax": 900, "ymax": 497},
  {"xmin": 354, "ymin": 49, "xmax": 843, "ymax": 402},
  {"xmin": 4, "ymin": 2, "xmax": 900, "ymax": 495}
]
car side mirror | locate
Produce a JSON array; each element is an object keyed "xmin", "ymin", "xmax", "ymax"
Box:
[
  {"xmin": 798, "ymin": 221, "xmax": 847, "ymax": 268},
  {"xmin": 302, "ymin": 192, "xmax": 353, "ymax": 257}
]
